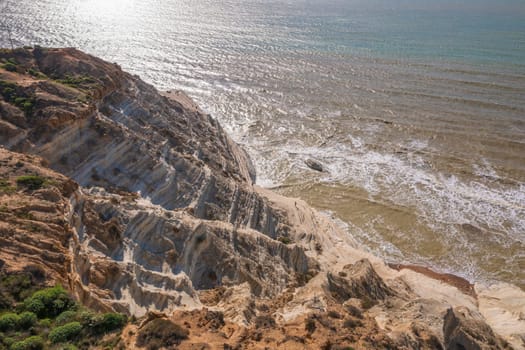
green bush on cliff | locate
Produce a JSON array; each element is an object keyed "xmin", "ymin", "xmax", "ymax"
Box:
[
  {"xmin": 0, "ymin": 80, "xmax": 35, "ymax": 116},
  {"xmin": 56, "ymin": 74, "xmax": 96, "ymax": 88},
  {"xmin": 16, "ymin": 176, "xmax": 45, "ymax": 191},
  {"xmin": 48, "ymin": 322, "xmax": 82, "ymax": 343},
  {"xmin": 9, "ymin": 335, "xmax": 44, "ymax": 350},
  {"xmin": 0, "ymin": 313, "xmax": 20, "ymax": 331},
  {"xmin": 55, "ymin": 310, "xmax": 78, "ymax": 325},
  {"xmin": 23, "ymin": 285, "xmax": 76, "ymax": 318},
  {"xmin": 18, "ymin": 312, "xmax": 37, "ymax": 329},
  {"xmin": 2, "ymin": 62, "xmax": 17, "ymax": 72},
  {"xmin": 89, "ymin": 313, "xmax": 127, "ymax": 334}
]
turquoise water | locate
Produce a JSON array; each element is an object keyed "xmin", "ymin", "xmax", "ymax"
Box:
[
  {"xmin": 2, "ymin": 0, "xmax": 525, "ymax": 288},
  {"xmin": 259, "ymin": 5, "xmax": 525, "ymax": 66}
]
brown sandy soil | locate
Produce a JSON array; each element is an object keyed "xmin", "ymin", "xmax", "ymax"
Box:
[{"xmin": 388, "ymin": 263, "xmax": 476, "ymax": 299}]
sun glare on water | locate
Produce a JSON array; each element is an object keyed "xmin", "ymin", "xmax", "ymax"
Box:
[{"xmin": 74, "ymin": 0, "xmax": 136, "ymax": 19}]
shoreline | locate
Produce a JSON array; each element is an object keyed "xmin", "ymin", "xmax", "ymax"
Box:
[{"xmin": 162, "ymin": 89, "xmax": 493, "ymax": 302}]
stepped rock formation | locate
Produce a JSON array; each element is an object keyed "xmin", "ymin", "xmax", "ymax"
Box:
[{"xmin": 1, "ymin": 47, "xmax": 524, "ymax": 349}]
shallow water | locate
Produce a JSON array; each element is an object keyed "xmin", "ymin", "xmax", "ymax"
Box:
[{"xmin": 2, "ymin": 0, "xmax": 525, "ymax": 288}]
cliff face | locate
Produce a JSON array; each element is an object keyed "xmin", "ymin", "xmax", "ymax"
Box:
[{"xmin": 1, "ymin": 48, "xmax": 524, "ymax": 349}]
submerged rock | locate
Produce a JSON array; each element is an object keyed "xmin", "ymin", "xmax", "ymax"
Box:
[{"xmin": 305, "ymin": 158, "xmax": 324, "ymax": 172}]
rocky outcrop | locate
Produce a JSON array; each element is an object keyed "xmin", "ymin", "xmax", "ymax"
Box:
[
  {"xmin": 1, "ymin": 47, "xmax": 275, "ymax": 236},
  {"xmin": 0, "ymin": 149, "xmax": 77, "ymax": 287},
  {"xmin": 444, "ymin": 307, "xmax": 509, "ymax": 350},
  {"xmin": 327, "ymin": 258, "xmax": 394, "ymax": 302},
  {"xmin": 1, "ymin": 47, "xmax": 524, "ymax": 349}
]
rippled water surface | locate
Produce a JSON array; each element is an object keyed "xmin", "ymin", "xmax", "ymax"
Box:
[{"xmin": 2, "ymin": 0, "xmax": 525, "ymax": 288}]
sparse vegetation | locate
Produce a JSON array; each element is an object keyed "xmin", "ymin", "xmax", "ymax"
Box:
[
  {"xmin": 2, "ymin": 62, "xmax": 17, "ymax": 72},
  {"xmin": 0, "ymin": 179, "xmax": 15, "ymax": 193},
  {"xmin": 136, "ymin": 318, "xmax": 189, "ymax": 350},
  {"xmin": 327, "ymin": 310, "xmax": 342, "ymax": 319},
  {"xmin": 360, "ymin": 296, "xmax": 377, "ymax": 310},
  {"xmin": 55, "ymin": 75, "xmax": 96, "ymax": 88},
  {"xmin": 344, "ymin": 304, "xmax": 363, "ymax": 319},
  {"xmin": 305, "ymin": 317, "xmax": 316, "ymax": 333},
  {"xmin": 343, "ymin": 317, "xmax": 363, "ymax": 329},
  {"xmin": 16, "ymin": 175, "xmax": 45, "ymax": 191},
  {"xmin": 0, "ymin": 80, "xmax": 35, "ymax": 116},
  {"xmin": 0, "ymin": 277, "xmax": 128, "ymax": 350},
  {"xmin": 277, "ymin": 236, "xmax": 292, "ymax": 244}
]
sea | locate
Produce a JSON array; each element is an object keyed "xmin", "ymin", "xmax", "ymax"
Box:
[{"xmin": 1, "ymin": 0, "xmax": 525, "ymax": 289}]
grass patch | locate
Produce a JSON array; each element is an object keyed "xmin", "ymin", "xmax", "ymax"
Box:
[
  {"xmin": 2, "ymin": 62, "xmax": 17, "ymax": 72},
  {"xmin": 55, "ymin": 75, "xmax": 96, "ymax": 89},
  {"xmin": 0, "ymin": 178, "xmax": 15, "ymax": 194},
  {"xmin": 0, "ymin": 80, "xmax": 35, "ymax": 116},
  {"xmin": 16, "ymin": 175, "xmax": 45, "ymax": 191},
  {"xmin": 277, "ymin": 236, "xmax": 292, "ymax": 245}
]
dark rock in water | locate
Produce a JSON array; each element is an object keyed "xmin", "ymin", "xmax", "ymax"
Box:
[
  {"xmin": 305, "ymin": 159, "xmax": 324, "ymax": 172},
  {"xmin": 327, "ymin": 259, "xmax": 393, "ymax": 302},
  {"xmin": 461, "ymin": 223, "xmax": 483, "ymax": 236},
  {"xmin": 443, "ymin": 307, "xmax": 506, "ymax": 350}
]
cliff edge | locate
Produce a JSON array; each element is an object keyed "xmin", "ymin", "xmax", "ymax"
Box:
[{"xmin": 1, "ymin": 47, "xmax": 524, "ymax": 349}]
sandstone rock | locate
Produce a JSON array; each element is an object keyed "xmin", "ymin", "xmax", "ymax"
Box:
[
  {"xmin": 443, "ymin": 307, "xmax": 507, "ymax": 350},
  {"xmin": 327, "ymin": 259, "xmax": 393, "ymax": 302}
]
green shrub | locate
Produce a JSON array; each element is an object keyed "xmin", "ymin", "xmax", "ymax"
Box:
[
  {"xmin": 78, "ymin": 310, "xmax": 96, "ymax": 327},
  {"xmin": 95, "ymin": 313, "xmax": 127, "ymax": 333},
  {"xmin": 48, "ymin": 322, "xmax": 82, "ymax": 343},
  {"xmin": 2, "ymin": 336, "xmax": 15, "ymax": 347},
  {"xmin": 23, "ymin": 285, "xmax": 76, "ymax": 318},
  {"xmin": 3, "ymin": 62, "xmax": 17, "ymax": 72},
  {"xmin": 55, "ymin": 75, "xmax": 96, "ymax": 89},
  {"xmin": 0, "ymin": 313, "xmax": 20, "ymax": 331},
  {"xmin": 37, "ymin": 319, "xmax": 51, "ymax": 329},
  {"xmin": 0, "ymin": 273, "xmax": 36, "ymax": 305},
  {"xmin": 16, "ymin": 176, "xmax": 45, "ymax": 191},
  {"xmin": 9, "ymin": 336, "xmax": 44, "ymax": 350},
  {"xmin": 18, "ymin": 312, "xmax": 37, "ymax": 329},
  {"xmin": 55, "ymin": 310, "xmax": 77, "ymax": 325},
  {"xmin": 58, "ymin": 345, "xmax": 78, "ymax": 350},
  {"xmin": 27, "ymin": 68, "xmax": 38, "ymax": 77},
  {"xmin": 136, "ymin": 319, "xmax": 188, "ymax": 350}
]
